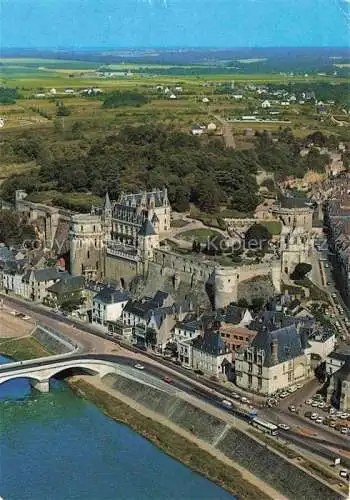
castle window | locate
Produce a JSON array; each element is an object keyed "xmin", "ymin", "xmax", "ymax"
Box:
[
  {"xmin": 87, "ymin": 251, "xmax": 90, "ymax": 259},
  {"xmin": 81, "ymin": 225, "xmax": 83, "ymax": 232},
  {"xmin": 96, "ymin": 261, "xmax": 99, "ymax": 270},
  {"xmin": 93, "ymin": 225, "xmax": 95, "ymax": 232}
]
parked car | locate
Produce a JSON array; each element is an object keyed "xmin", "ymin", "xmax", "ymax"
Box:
[
  {"xmin": 163, "ymin": 376, "xmax": 172, "ymax": 383},
  {"xmin": 310, "ymin": 413, "xmax": 318, "ymax": 420},
  {"xmin": 289, "ymin": 405, "xmax": 296, "ymax": 412},
  {"xmin": 340, "ymin": 470, "xmax": 348, "ymax": 478},
  {"xmin": 305, "ymin": 399, "xmax": 312, "ymax": 405},
  {"xmin": 316, "ymin": 417, "xmax": 323, "ymax": 424},
  {"xmin": 341, "ymin": 427, "xmax": 349, "ymax": 435}
]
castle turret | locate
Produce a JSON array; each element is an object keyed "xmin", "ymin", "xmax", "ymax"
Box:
[{"xmin": 69, "ymin": 214, "xmax": 104, "ymax": 280}]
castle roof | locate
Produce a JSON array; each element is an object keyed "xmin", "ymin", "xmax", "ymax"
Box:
[
  {"xmin": 103, "ymin": 192, "xmax": 112, "ymax": 212},
  {"xmin": 251, "ymin": 325, "xmax": 304, "ymax": 367},
  {"xmin": 138, "ymin": 219, "xmax": 156, "ymax": 237}
]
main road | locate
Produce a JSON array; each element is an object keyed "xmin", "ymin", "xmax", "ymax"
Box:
[{"xmin": 1, "ymin": 293, "xmax": 350, "ymax": 459}]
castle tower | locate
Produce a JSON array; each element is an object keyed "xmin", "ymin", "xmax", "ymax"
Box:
[
  {"xmin": 214, "ymin": 267, "xmax": 239, "ymax": 309},
  {"xmin": 69, "ymin": 213, "xmax": 104, "ymax": 280}
]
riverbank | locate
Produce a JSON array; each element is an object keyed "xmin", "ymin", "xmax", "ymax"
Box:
[
  {"xmin": 68, "ymin": 377, "xmax": 270, "ymax": 500},
  {"xmin": 0, "ymin": 336, "xmax": 51, "ymax": 360}
]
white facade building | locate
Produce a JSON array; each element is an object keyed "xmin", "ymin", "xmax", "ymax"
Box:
[{"xmin": 92, "ymin": 286, "xmax": 129, "ymax": 331}]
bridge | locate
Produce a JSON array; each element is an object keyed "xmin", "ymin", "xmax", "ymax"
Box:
[{"xmin": 0, "ymin": 354, "xmax": 176, "ymax": 394}]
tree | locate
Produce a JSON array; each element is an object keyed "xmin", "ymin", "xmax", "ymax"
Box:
[
  {"xmin": 244, "ymin": 223, "xmax": 271, "ymax": 251},
  {"xmin": 56, "ymin": 104, "xmax": 72, "ymax": 117},
  {"xmin": 291, "ymin": 262, "xmax": 312, "ymax": 280},
  {"xmin": 0, "ymin": 210, "xmax": 35, "ymax": 246}
]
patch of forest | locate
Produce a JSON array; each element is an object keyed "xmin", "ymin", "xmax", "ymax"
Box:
[{"xmin": 0, "ymin": 125, "xmax": 337, "ymax": 214}]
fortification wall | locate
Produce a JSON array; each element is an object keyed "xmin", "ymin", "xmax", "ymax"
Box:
[{"xmin": 104, "ymin": 254, "xmax": 138, "ymax": 287}]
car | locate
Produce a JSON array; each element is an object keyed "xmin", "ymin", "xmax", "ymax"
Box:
[
  {"xmin": 341, "ymin": 427, "xmax": 349, "ymax": 434},
  {"xmin": 332, "ymin": 293, "xmax": 337, "ymax": 298},
  {"xmin": 296, "ymin": 383, "xmax": 304, "ymax": 389},
  {"xmin": 318, "ymin": 402, "xmax": 326, "ymax": 409},
  {"xmin": 340, "ymin": 470, "xmax": 349, "ymax": 478},
  {"xmin": 134, "ymin": 364, "xmax": 145, "ymax": 370},
  {"xmin": 279, "ymin": 392, "xmax": 289, "ymax": 399},
  {"xmin": 340, "ymin": 413, "xmax": 349, "ymax": 419},
  {"xmin": 231, "ymin": 393, "xmax": 240, "ymax": 400},
  {"xmin": 312, "ymin": 401, "xmax": 319, "ymax": 407},
  {"xmin": 241, "ymin": 397, "xmax": 249, "ymax": 404},
  {"xmin": 289, "ymin": 405, "xmax": 296, "ymax": 412},
  {"xmin": 315, "ymin": 417, "xmax": 323, "ymax": 424},
  {"xmin": 310, "ymin": 413, "xmax": 318, "ymax": 420},
  {"xmin": 278, "ymin": 423, "xmax": 290, "ymax": 431},
  {"xmin": 329, "ymin": 421, "xmax": 337, "ymax": 428},
  {"xmin": 305, "ymin": 399, "xmax": 312, "ymax": 405},
  {"xmin": 336, "ymin": 411, "xmax": 343, "ymax": 418},
  {"xmin": 329, "ymin": 408, "xmax": 336, "ymax": 414},
  {"xmin": 163, "ymin": 376, "xmax": 172, "ymax": 384}
]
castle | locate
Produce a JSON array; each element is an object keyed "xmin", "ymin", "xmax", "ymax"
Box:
[{"xmin": 11, "ymin": 188, "xmax": 316, "ymax": 310}]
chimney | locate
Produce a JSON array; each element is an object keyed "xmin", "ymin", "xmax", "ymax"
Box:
[{"xmin": 270, "ymin": 338, "xmax": 279, "ymax": 365}]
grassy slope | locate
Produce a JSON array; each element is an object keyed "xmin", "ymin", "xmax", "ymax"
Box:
[{"xmin": 0, "ymin": 337, "xmax": 51, "ymax": 360}]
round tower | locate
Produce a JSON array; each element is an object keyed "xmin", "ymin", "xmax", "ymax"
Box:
[
  {"xmin": 214, "ymin": 267, "xmax": 239, "ymax": 309},
  {"xmin": 69, "ymin": 214, "xmax": 104, "ymax": 280}
]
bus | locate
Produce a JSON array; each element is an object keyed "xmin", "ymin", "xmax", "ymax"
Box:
[{"xmin": 251, "ymin": 417, "xmax": 278, "ymax": 436}]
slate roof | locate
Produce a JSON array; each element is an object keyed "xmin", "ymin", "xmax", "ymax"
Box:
[
  {"xmin": 93, "ymin": 286, "xmax": 130, "ymax": 304},
  {"xmin": 192, "ymin": 330, "xmax": 229, "ymax": 356},
  {"xmin": 138, "ymin": 219, "xmax": 156, "ymax": 237},
  {"xmin": 175, "ymin": 319, "xmax": 202, "ymax": 333},
  {"xmin": 47, "ymin": 275, "xmax": 85, "ymax": 295},
  {"xmin": 223, "ymin": 305, "xmax": 246, "ymax": 325},
  {"xmin": 22, "ymin": 268, "xmax": 68, "ymax": 283},
  {"xmin": 251, "ymin": 325, "xmax": 304, "ymax": 367}
]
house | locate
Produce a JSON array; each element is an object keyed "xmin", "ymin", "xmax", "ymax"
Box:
[
  {"xmin": 22, "ymin": 268, "xmax": 69, "ymax": 303},
  {"xmin": 92, "ymin": 286, "xmax": 129, "ymax": 331},
  {"xmin": 219, "ymin": 325, "xmax": 256, "ymax": 355},
  {"xmin": 261, "ymin": 100, "xmax": 271, "ymax": 109},
  {"xmin": 328, "ymin": 355, "xmax": 350, "ymax": 411},
  {"xmin": 306, "ymin": 329, "xmax": 336, "ymax": 367},
  {"xmin": 281, "ymin": 101, "xmax": 290, "ymax": 106},
  {"xmin": 169, "ymin": 93, "xmax": 177, "ymax": 100},
  {"xmin": 202, "ymin": 97, "xmax": 210, "ymax": 103},
  {"xmin": 45, "ymin": 275, "xmax": 85, "ymax": 308},
  {"xmin": 232, "ymin": 94, "xmax": 243, "ymax": 100},
  {"xmin": 191, "ymin": 124, "xmax": 203, "ymax": 136},
  {"xmin": 122, "ymin": 291, "xmax": 192, "ymax": 349},
  {"xmin": 1, "ymin": 260, "xmax": 28, "ymax": 296},
  {"xmin": 191, "ymin": 330, "xmax": 232, "ymax": 380},
  {"xmin": 235, "ymin": 325, "xmax": 311, "ymax": 395}
]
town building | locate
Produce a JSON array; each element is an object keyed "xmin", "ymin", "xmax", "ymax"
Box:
[
  {"xmin": 92, "ymin": 286, "xmax": 129, "ymax": 331},
  {"xmin": 22, "ymin": 268, "xmax": 69, "ymax": 303},
  {"xmin": 235, "ymin": 325, "xmax": 311, "ymax": 395},
  {"xmin": 45, "ymin": 275, "xmax": 85, "ymax": 308},
  {"xmin": 191, "ymin": 330, "xmax": 232, "ymax": 379},
  {"xmin": 328, "ymin": 355, "xmax": 350, "ymax": 411}
]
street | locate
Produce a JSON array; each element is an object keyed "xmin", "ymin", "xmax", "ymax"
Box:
[{"xmin": 2, "ymin": 293, "xmax": 350, "ymax": 462}]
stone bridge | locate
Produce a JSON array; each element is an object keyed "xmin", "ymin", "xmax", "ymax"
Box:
[{"xmin": 0, "ymin": 354, "xmax": 176, "ymax": 394}]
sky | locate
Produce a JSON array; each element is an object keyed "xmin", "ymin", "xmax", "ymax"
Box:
[{"xmin": 1, "ymin": 0, "xmax": 349, "ymax": 48}]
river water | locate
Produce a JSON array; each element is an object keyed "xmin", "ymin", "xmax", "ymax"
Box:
[{"xmin": 0, "ymin": 355, "xmax": 233, "ymax": 500}]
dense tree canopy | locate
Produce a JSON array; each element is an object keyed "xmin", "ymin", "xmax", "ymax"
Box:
[{"xmin": 0, "ymin": 125, "xmax": 261, "ymax": 214}]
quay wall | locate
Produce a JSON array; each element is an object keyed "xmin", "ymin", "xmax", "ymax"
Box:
[{"xmin": 103, "ymin": 373, "xmax": 339, "ymax": 500}]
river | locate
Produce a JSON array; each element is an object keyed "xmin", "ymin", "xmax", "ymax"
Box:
[{"xmin": 0, "ymin": 356, "xmax": 233, "ymax": 500}]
